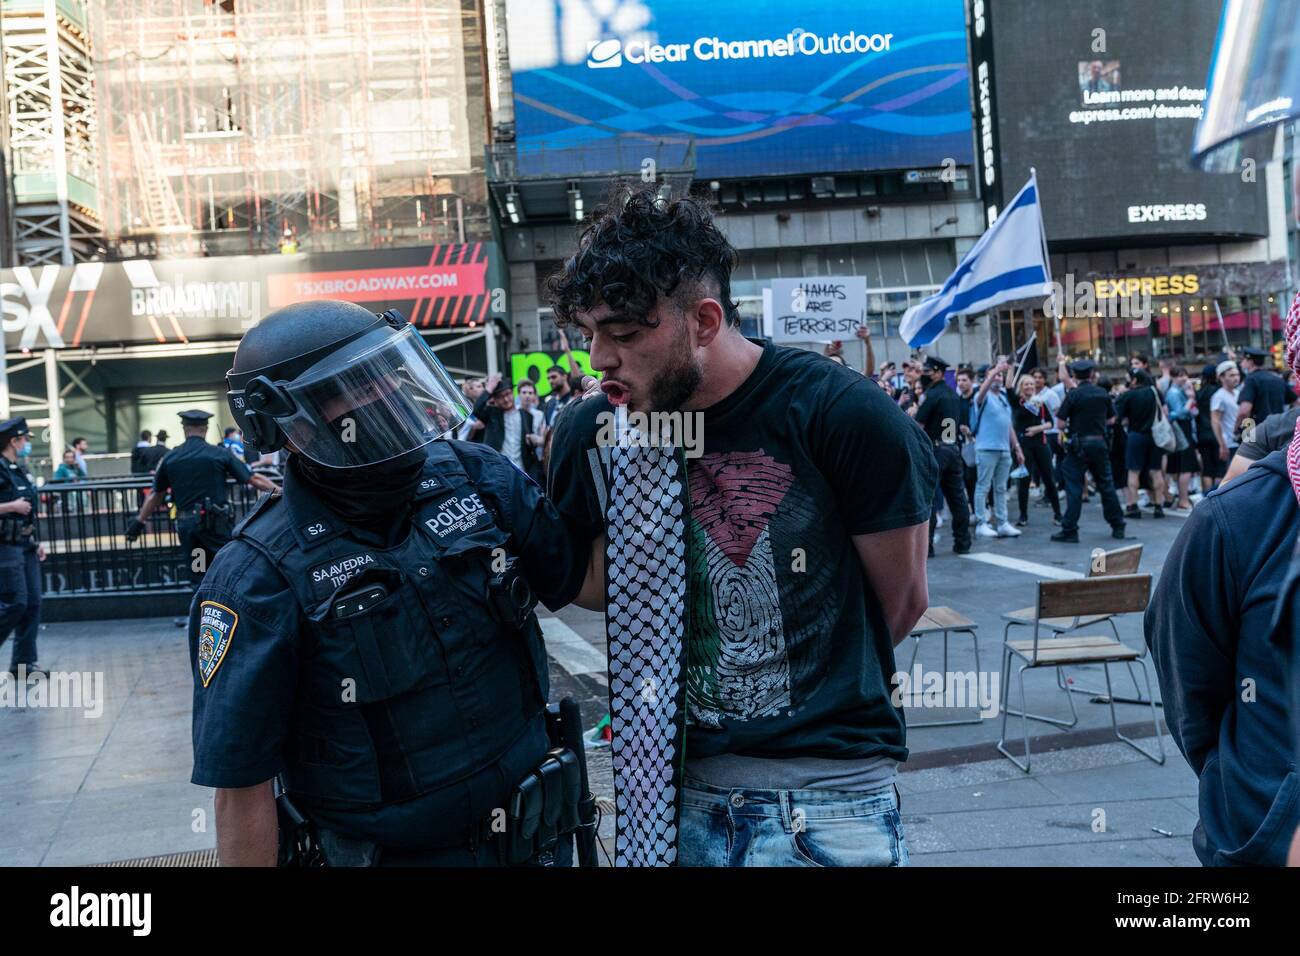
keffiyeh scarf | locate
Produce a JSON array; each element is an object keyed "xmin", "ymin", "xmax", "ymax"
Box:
[
  {"xmin": 603, "ymin": 407, "xmax": 690, "ymax": 866},
  {"xmin": 1287, "ymin": 291, "xmax": 1300, "ymax": 507}
]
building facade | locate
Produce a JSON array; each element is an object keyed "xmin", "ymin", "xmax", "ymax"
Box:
[
  {"xmin": 1, "ymin": 0, "xmax": 503, "ymax": 467},
  {"xmin": 488, "ymin": 0, "xmax": 993, "ymax": 393}
]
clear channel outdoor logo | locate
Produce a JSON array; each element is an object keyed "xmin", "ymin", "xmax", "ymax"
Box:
[{"xmin": 586, "ymin": 29, "xmax": 895, "ymax": 69}]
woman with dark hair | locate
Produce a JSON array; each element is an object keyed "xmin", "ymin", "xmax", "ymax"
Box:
[
  {"xmin": 1195, "ymin": 363, "xmax": 1222, "ymax": 492},
  {"xmin": 1116, "ymin": 367, "xmax": 1168, "ymax": 519}
]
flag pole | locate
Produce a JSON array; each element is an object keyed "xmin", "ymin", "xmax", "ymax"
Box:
[
  {"xmin": 1011, "ymin": 331, "xmax": 1037, "ymax": 391},
  {"xmin": 1213, "ymin": 299, "xmax": 1231, "ymax": 354},
  {"xmin": 1030, "ymin": 168, "xmax": 1063, "ymax": 357}
]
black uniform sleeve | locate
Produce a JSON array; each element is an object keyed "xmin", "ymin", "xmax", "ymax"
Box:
[
  {"xmin": 1144, "ymin": 494, "xmax": 1240, "ymax": 774},
  {"xmin": 189, "ymin": 543, "xmax": 300, "ymax": 789},
  {"xmin": 1057, "ymin": 390, "xmax": 1076, "ymax": 422},
  {"xmin": 223, "ymin": 449, "xmax": 253, "ymax": 483},
  {"xmin": 456, "ymin": 441, "xmax": 588, "ymax": 611},
  {"xmin": 913, "ymin": 389, "xmax": 939, "ymax": 432},
  {"xmin": 151, "ymin": 456, "xmax": 169, "ymax": 493},
  {"xmin": 545, "ymin": 398, "xmax": 608, "ymax": 546},
  {"xmin": 1238, "ymin": 375, "xmax": 1259, "ymax": 407},
  {"xmin": 812, "ymin": 374, "xmax": 937, "ymax": 535}
]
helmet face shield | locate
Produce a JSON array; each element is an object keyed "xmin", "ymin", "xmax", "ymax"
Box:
[
  {"xmin": 1192, "ymin": 0, "xmax": 1300, "ymax": 171},
  {"xmin": 274, "ymin": 324, "xmax": 468, "ymax": 467}
]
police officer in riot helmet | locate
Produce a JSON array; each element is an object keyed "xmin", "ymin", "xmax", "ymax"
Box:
[
  {"xmin": 127, "ymin": 408, "xmax": 276, "ymax": 627},
  {"xmin": 196, "ymin": 301, "xmax": 587, "ymax": 866},
  {"xmin": 0, "ymin": 418, "xmax": 48, "ymax": 679}
]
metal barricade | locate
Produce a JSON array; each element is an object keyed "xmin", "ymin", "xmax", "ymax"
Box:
[{"xmin": 34, "ymin": 477, "xmax": 268, "ymax": 596}]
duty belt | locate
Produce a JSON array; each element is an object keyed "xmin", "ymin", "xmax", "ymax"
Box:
[
  {"xmin": 277, "ymin": 698, "xmax": 599, "ymax": 868},
  {"xmin": 0, "ymin": 517, "xmax": 34, "ymax": 545}
]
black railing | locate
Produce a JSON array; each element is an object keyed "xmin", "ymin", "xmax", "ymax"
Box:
[{"xmin": 31, "ymin": 477, "xmax": 272, "ymax": 596}]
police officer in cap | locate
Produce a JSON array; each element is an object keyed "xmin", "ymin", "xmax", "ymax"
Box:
[
  {"xmin": 914, "ymin": 356, "xmax": 971, "ymax": 555},
  {"xmin": 0, "ymin": 418, "xmax": 47, "ymax": 678},
  {"xmin": 194, "ymin": 300, "xmax": 586, "ymax": 866},
  {"xmin": 1236, "ymin": 345, "xmax": 1294, "ymax": 441},
  {"xmin": 1051, "ymin": 358, "xmax": 1127, "ymax": 542},
  {"xmin": 127, "ymin": 409, "xmax": 276, "ymax": 626}
]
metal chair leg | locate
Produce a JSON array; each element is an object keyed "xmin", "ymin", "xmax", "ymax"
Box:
[
  {"xmin": 1057, "ymin": 619, "xmax": 1153, "ymax": 704},
  {"xmin": 1003, "ymin": 657, "xmax": 1079, "ymax": 728},
  {"xmin": 1105, "ymin": 660, "xmax": 1166, "ymax": 765},
  {"xmin": 966, "ymin": 629, "xmax": 981, "ymax": 689},
  {"xmin": 997, "ymin": 655, "xmax": 1032, "ymax": 772}
]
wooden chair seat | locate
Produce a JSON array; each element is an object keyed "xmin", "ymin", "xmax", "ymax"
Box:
[
  {"xmin": 911, "ymin": 606, "xmax": 978, "ymax": 634},
  {"xmin": 1002, "ymin": 606, "xmax": 1113, "ymax": 630},
  {"xmin": 1007, "ymin": 634, "xmax": 1140, "ymax": 664}
]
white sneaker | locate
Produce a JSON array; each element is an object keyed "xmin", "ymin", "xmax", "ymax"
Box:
[
  {"xmin": 976, "ymin": 523, "xmax": 999, "ymax": 539},
  {"xmin": 1137, "ymin": 489, "xmax": 1150, "ymax": 508},
  {"xmin": 935, "ymin": 512, "xmax": 945, "ymax": 528},
  {"xmin": 996, "ymin": 522, "xmax": 1022, "ymax": 537}
]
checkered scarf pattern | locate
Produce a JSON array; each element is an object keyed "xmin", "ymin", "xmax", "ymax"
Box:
[{"xmin": 1286, "ymin": 291, "xmax": 1300, "ymax": 506}]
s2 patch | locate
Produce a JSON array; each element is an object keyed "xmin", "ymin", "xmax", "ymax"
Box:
[{"xmin": 197, "ymin": 601, "xmax": 238, "ymax": 688}]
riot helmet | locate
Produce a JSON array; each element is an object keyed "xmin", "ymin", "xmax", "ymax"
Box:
[{"xmin": 227, "ymin": 301, "xmax": 468, "ymax": 469}]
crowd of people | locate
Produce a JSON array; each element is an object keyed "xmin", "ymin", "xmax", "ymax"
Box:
[
  {"xmin": 454, "ymin": 359, "xmax": 583, "ymax": 484},
  {"xmin": 858, "ymin": 340, "xmax": 1298, "ymax": 550}
]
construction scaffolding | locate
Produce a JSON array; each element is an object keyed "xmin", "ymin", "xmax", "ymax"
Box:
[
  {"xmin": 1, "ymin": 0, "xmax": 101, "ymax": 265},
  {"xmin": 88, "ymin": 0, "xmax": 491, "ymax": 260}
]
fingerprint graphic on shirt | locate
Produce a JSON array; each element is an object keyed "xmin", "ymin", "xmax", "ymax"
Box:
[{"xmin": 685, "ymin": 450, "xmax": 794, "ymax": 727}]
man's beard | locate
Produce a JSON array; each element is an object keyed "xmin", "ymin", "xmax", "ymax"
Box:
[{"xmin": 643, "ymin": 338, "xmax": 702, "ymax": 412}]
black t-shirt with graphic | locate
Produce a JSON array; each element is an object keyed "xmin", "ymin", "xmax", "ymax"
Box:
[{"xmin": 548, "ymin": 341, "xmax": 937, "ymax": 762}]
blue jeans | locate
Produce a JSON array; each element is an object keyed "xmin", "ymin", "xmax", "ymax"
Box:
[
  {"xmin": 974, "ymin": 449, "xmax": 1012, "ymax": 526},
  {"xmin": 678, "ymin": 779, "xmax": 908, "ymax": 867}
]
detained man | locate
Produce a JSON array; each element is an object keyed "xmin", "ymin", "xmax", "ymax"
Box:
[{"xmin": 546, "ymin": 184, "xmax": 937, "ymax": 867}]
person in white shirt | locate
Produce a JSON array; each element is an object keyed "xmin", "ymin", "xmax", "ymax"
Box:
[
  {"xmin": 471, "ymin": 374, "xmax": 544, "ymax": 482},
  {"xmin": 517, "ymin": 381, "xmax": 547, "ymax": 467},
  {"xmin": 1210, "ymin": 360, "xmax": 1242, "ymax": 468}
]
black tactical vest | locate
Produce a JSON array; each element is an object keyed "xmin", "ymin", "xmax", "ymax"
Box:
[
  {"xmin": 233, "ymin": 441, "xmax": 550, "ymax": 812},
  {"xmin": 0, "ymin": 458, "xmax": 39, "ymax": 547}
]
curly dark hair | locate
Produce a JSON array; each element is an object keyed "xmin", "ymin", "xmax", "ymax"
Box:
[{"xmin": 545, "ymin": 183, "xmax": 741, "ymax": 329}]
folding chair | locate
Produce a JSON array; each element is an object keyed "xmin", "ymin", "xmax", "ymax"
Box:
[
  {"xmin": 903, "ymin": 606, "xmax": 981, "ymax": 727},
  {"xmin": 1001, "ymin": 544, "xmax": 1151, "ymax": 702},
  {"xmin": 997, "ymin": 573, "xmax": 1165, "ymax": 772}
]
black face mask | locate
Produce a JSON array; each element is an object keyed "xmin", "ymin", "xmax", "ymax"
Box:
[{"xmin": 290, "ymin": 446, "xmax": 428, "ymax": 526}]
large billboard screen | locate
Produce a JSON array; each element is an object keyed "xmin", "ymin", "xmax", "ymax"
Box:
[
  {"xmin": 2, "ymin": 245, "xmax": 498, "ymax": 350},
  {"xmin": 980, "ymin": 0, "xmax": 1268, "ymax": 242},
  {"xmin": 504, "ymin": 0, "xmax": 974, "ymax": 178}
]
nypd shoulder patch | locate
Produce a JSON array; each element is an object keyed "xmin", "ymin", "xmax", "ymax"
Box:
[{"xmin": 197, "ymin": 601, "xmax": 238, "ymax": 688}]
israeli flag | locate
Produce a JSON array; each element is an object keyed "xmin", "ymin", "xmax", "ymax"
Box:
[{"xmin": 899, "ymin": 172, "xmax": 1052, "ymax": 348}]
